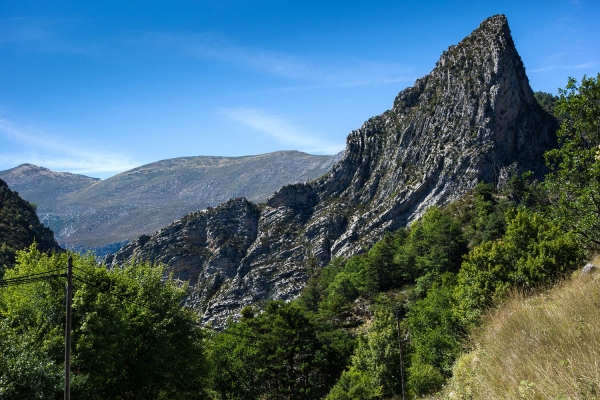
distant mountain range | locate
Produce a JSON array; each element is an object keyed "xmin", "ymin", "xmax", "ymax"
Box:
[
  {"xmin": 1, "ymin": 15, "xmax": 559, "ymax": 328},
  {"xmin": 0, "ymin": 151, "xmax": 343, "ymax": 254}
]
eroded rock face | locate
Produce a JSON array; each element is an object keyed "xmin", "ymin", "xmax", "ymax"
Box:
[{"xmin": 106, "ymin": 15, "xmax": 558, "ymax": 327}]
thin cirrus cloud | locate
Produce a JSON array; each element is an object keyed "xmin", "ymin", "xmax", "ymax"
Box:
[
  {"xmin": 220, "ymin": 108, "xmax": 344, "ymax": 155},
  {"xmin": 135, "ymin": 32, "xmax": 414, "ymax": 88},
  {"xmin": 1, "ymin": 20, "xmax": 415, "ymax": 87},
  {"xmin": 0, "ymin": 119, "xmax": 138, "ymax": 177},
  {"xmin": 529, "ymin": 62, "xmax": 596, "ymax": 73},
  {"xmin": 0, "ymin": 17, "xmax": 91, "ymax": 55}
]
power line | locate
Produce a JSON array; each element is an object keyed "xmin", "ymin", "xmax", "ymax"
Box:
[
  {"xmin": 0, "ymin": 268, "xmax": 65, "ymax": 287},
  {"xmin": 1, "ymin": 264, "xmax": 344, "ymax": 346}
]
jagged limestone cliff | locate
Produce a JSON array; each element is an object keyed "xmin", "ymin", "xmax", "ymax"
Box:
[{"xmin": 106, "ymin": 15, "xmax": 557, "ymax": 326}]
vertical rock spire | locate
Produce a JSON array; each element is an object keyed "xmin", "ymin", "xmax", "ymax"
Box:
[{"xmin": 107, "ymin": 15, "xmax": 558, "ymax": 327}]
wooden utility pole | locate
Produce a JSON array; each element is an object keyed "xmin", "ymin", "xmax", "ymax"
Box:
[{"xmin": 64, "ymin": 256, "xmax": 72, "ymax": 400}]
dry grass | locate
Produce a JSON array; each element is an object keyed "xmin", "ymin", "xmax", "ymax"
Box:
[{"xmin": 441, "ymin": 265, "xmax": 600, "ymax": 400}]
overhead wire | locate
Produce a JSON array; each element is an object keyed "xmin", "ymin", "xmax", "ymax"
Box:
[
  {"xmin": 0, "ymin": 267, "xmax": 65, "ymax": 287},
  {"xmin": 1, "ymin": 264, "xmax": 341, "ymax": 348}
]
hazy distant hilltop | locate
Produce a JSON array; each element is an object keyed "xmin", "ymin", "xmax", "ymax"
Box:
[{"xmin": 0, "ymin": 150, "xmax": 343, "ymax": 255}]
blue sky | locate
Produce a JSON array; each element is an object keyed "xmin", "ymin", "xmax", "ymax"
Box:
[{"xmin": 0, "ymin": 0, "xmax": 598, "ymax": 179}]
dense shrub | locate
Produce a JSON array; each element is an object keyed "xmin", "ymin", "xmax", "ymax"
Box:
[
  {"xmin": 326, "ymin": 308, "xmax": 406, "ymax": 399},
  {"xmin": 544, "ymin": 74, "xmax": 600, "ymax": 251},
  {"xmin": 406, "ymin": 273, "xmax": 462, "ymax": 396},
  {"xmin": 455, "ymin": 208, "xmax": 584, "ymax": 327},
  {"xmin": 208, "ymin": 301, "xmax": 354, "ymax": 400}
]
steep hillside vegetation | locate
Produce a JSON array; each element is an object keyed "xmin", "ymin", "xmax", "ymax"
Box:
[
  {"xmin": 107, "ymin": 14, "xmax": 558, "ymax": 327},
  {"xmin": 2, "ymin": 17, "xmax": 598, "ymax": 400},
  {"xmin": 441, "ymin": 266, "xmax": 600, "ymax": 399},
  {"xmin": 0, "ymin": 179, "xmax": 61, "ymax": 273},
  {"xmin": 204, "ymin": 177, "xmax": 585, "ymax": 398}
]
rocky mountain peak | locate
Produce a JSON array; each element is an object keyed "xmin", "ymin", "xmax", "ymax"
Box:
[{"xmin": 107, "ymin": 15, "xmax": 557, "ymax": 327}]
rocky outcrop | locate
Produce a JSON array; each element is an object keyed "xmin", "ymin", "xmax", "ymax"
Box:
[
  {"xmin": 106, "ymin": 15, "xmax": 558, "ymax": 327},
  {"xmin": 581, "ymin": 263, "xmax": 599, "ymax": 276}
]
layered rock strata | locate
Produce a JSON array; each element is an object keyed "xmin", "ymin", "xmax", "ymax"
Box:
[
  {"xmin": 106, "ymin": 15, "xmax": 557, "ymax": 327},
  {"xmin": 0, "ymin": 151, "xmax": 341, "ymax": 254}
]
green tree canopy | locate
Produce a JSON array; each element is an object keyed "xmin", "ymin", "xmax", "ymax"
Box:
[
  {"xmin": 0, "ymin": 246, "xmax": 209, "ymax": 399},
  {"xmin": 325, "ymin": 307, "xmax": 405, "ymax": 400},
  {"xmin": 534, "ymin": 91, "xmax": 559, "ymax": 115},
  {"xmin": 208, "ymin": 300, "xmax": 354, "ymax": 400},
  {"xmin": 406, "ymin": 273, "xmax": 461, "ymax": 396},
  {"xmin": 544, "ymin": 74, "xmax": 600, "ymax": 250},
  {"xmin": 455, "ymin": 209, "xmax": 583, "ymax": 327}
]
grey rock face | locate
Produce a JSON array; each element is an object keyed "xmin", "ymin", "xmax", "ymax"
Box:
[
  {"xmin": 106, "ymin": 15, "xmax": 558, "ymax": 327},
  {"xmin": 581, "ymin": 263, "xmax": 598, "ymax": 276}
]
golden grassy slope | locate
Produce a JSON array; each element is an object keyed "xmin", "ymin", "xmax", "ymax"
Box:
[{"xmin": 441, "ymin": 259, "xmax": 600, "ymax": 400}]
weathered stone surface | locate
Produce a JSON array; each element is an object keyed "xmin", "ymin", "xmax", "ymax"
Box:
[
  {"xmin": 106, "ymin": 15, "xmax": 558, "ymax": 327},
  {"xmin": 581, "ymin": 263, "xmax": 598, "ymax": 276}
]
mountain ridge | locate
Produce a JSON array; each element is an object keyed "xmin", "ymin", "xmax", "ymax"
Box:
[
  {"xmin": 0, "ymin": 151, "xmax": 343, "ymax": 253},
  {"xmin": 106, "ymin": 15, "xmax": 558, "ymax": 327}
]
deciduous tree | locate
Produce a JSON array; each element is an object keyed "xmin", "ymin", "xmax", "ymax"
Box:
[
  {"xmin": 0, "ymin": 246, "xmax": 209, "ymax": 399},
  {"xmin": 544, "ymin": 74, "xmax": 600, "ymax": 250}
]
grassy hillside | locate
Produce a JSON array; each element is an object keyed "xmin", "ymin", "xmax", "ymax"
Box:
[{"xmin": 440, "ymin": 260, "xmax": 600, "ymax": 399}]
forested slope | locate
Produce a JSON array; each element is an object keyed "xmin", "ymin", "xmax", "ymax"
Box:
[{"xmin": 0, "ymin": 178, "xmax": 61, "ymax": 274}]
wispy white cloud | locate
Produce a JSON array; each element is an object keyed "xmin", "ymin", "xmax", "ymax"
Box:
[
  {"xmin": 0, "ymin": 119, "xmax": 138, "ymax": 177},
  {"xmin": 0, "ymin": 20, "xmax": 414, "ymax": 87},
  {"xmin": 529, "ymin": 62, "xmax": 596, "ymax": 73},
  {"xmin": 133, "ymin": 32, "xmax": 413, "ymax": 88},
  {"xmin": 0, "ymin": 17, "xmax": 93, "ymax": 55},
  {"xmin": 220, "ymin": 108, "xmax": 344, "ymax": 154}
]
